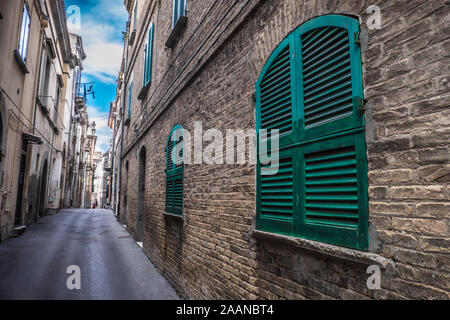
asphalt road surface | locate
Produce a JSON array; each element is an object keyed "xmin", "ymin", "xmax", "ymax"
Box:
[{"xmin": 0, "ymin": 209, "xmax": 180, "ymax": 300}]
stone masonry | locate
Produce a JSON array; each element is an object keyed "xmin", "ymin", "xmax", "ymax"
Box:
[{"xmin": 119, "ymin": 0, "xmax": 450, "ymax": 299}]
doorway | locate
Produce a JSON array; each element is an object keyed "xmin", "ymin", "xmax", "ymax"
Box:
[
  {"xmin": 38, "ymin": 159, "xmax": 48, "ymax": 218},
  {"xmin": 136, "ymin": 147, "xmax": 146, "ymax": 242},
  {"xmin": 14, "ymin": 140, "xmax": 28, "ymax": 226}
]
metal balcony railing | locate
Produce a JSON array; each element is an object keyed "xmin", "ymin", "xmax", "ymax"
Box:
[{"xmin": 75, "ymin": 82, "xmax": 95, "ymax": 108}]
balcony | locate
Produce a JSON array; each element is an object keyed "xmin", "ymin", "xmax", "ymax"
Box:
[
  {"xmin": 75, "ymin": 83, "xmax": 87, "ymax": 108},
  {"xmin": 75, "ymin": 83, "xmax": 95, "ymax": 109}
]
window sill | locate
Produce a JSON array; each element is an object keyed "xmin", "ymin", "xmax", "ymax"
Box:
[
  {"xmin": 36, "ymin": 97, "xmax": 49, "ymax": 114},
  {"xmin": 164, "ymin": 212, "xmax": 184, "ymax": 223},
  {"xmin": 165, "ymin": 16, "xmax": 188, "ymax": 49},
  {"xmin": 129, "ymin": 30, "xmax": 136, "ymax": 46},
  {"xmin": 251, "ymin": 229, "xmax": 395, "ymax": 270},
  {"xmin": 14, "ymin": 50, "xmax": 29, "ymax": 74},
  {"xmin": 138, "ymin": 83, "xmax": 150, "ymax": 100}
]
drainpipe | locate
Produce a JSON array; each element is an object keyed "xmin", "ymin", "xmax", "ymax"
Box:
[{"xmin": 115, "ymin": 118, "xmax": 123, "ymax": 218}]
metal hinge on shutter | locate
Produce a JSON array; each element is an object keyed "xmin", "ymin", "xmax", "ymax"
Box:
[
  {"xmin": 354, "ymin": 32, "xmax": 361, "ymax": 45},
  {"xmin": 353, "ymin": 96, "xmax": 366, "ymax": 112}
]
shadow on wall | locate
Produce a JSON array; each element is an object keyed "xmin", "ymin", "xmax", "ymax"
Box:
[
  {"xmin": 163, "ymin": 216, "xmax": 185, "ymax": 295},
  {"xmin": 26, "ymin": 173, "xmax": 39, "ymax": 225}
]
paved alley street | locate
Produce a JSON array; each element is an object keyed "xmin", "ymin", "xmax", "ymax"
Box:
[{"xmin": 0, "ymin": 209, "xmax": 179, "ymax": 300}]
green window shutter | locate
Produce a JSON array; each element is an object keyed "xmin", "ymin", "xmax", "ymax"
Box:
[
  {"xmin": 299, "ymin": 132, "xmax": 368, "ymax": 250},
  {"xmin": 256, "ymin": 33, "xmax": 298, "ymax": 148},
  {"xmin": 173, "ymin": 0, "xmax": 179, "ymax": 28},
  {"xmin": 173, "ymin": 0, "xmax": 186, "ymax": 28},
  {"xmin": 144, "ymin": 23, "xmax": 154, "ymax": 86},
  {"xmin": 128, "ymin": 81, "xmax": 133, "ymax": 118},
  {"xmin": 256, "ymin": 149, "xmax": 297, "ymax": 235},
  {"xmin": 255, "ymin": 15, "xmax": 368, "ymax": 250},
  {"xmin": 166, "ymin": 125, "xmax": 184, "ymax": 215},
  {"xmin": 296, "ymin": 15, "xmax": 364, "ymax": 140}
]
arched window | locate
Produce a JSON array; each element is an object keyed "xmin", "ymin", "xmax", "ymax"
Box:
[
  {"xmin": 165, "ymin": 125, "xmax": 184, "ymax": 215},
  {"xmin": 255, "ymin": 15, "xmax": 368, "ymax": 250}
]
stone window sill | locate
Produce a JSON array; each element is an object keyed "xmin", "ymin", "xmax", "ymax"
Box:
[
  {"xmin": 14, "ymin": 50, "xmax": 29, "ymax": 74},
  {"xmin": 164, "ymin": 212, "xmax": 183, "ymax": 220},
  {"xmin": 129, "ymin": 29, "xmax": 136, "ymax": 46},
  {"xmin": 252, "ymin": 229, "xmax": 395, "ymax": 270},
  {"xmin": 138, "ymin": 83, "xmax": 150, "ymax": 100},
  {"xmin": 165, "ymin": 16, "xmax": 187, "ymax": 49}
]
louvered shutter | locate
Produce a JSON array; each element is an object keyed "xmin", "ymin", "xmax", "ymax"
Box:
[
  {"xmin": 173, "ymin": 0, "xmax": 186, "ymax": 28},
  {"xmin": 297, "ymin": 15, "xmax": 364, "ymax": 140},
  {"xmin": 144, "ymin": 23, "xmax": 154, "ymax": 86},
  {"xmin": 256, "ymin": 33, "xmax": 298, "ymax": 148},
  {"xmin": 295, "ymin": 15, "xmax": 367, "ymax": 250},
  {"xmin": 256, "ymin": 149, "xmax": 298, "ymax": 235},
  {"xmin": 255, "ymin": 15, "xmax": 368, "ymax": 250},
  {"xmin": 256, "ymin": 34, "xmax": 298, "ymax": 235},
  {"xmin": 298, "ymin": 133, "xmax": 368, "ymax": 250},
  {"xmin": 166, "ymin": 125, "xmax": 184, "ymax": 215},
  {"xmin": 128, "ymin": 81, "xmax": 133, "ymax": 119}
]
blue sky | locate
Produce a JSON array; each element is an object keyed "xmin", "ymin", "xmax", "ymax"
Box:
[{"xmin": 65, "ymin": 0, "xmax": 127, "ymax": 152}]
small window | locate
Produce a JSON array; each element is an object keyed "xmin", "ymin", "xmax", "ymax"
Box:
[
  {"xmin": 165, "ymin": 125, "xmax": 184, "ymax": 216},
  {"xmin": 18, "ymin": 3, "xmax": 31, "ymax": 62},
  {"xmin": 54, "ymin": 84, "xmax": 60, "ymax": 124},
  {"xmin": 127, "ymin": 80, "xmax": 133, "ymax": 119},
  {"xmin": 172, "ymin": 0, "xmax": 186, "ymax": 29},
  {"xmin": 133, "ymin": 1, "xmax": 138, "ymax": 31},
  {"xmin": 143, "ymin": 23, "xmax": 154, "ymax": 87}
]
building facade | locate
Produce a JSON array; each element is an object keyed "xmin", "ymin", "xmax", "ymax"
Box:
[
  {"xmin": 113, "ymin": 0, "xmax": 449, "ymax": 299},
  {"xmin": 61, "ymin": 33, "xmax": 87, "ymax": 208},
  {"xmin": 0, "ymin": 0, "xmax": 89, "ymax": 240}
]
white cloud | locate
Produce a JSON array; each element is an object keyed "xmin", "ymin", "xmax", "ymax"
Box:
[
  {"xmin": 68, "ymin": 3, "xmax": 126, "ymax": 84},
  {"xmin": 66, "ymin": 0, "xmax": 127, "ymax": 153},
  {"xmin": 87, "ymin": 105, "xmax": 112, "ymax": 153}
]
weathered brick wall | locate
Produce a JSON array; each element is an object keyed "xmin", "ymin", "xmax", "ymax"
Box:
[{"xmin": 121, "ymin": 0, "xmax": 450, "ymax": 299}]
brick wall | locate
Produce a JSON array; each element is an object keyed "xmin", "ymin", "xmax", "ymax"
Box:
[{"xmin": 121, "ymin": 0, "xmax": 450, "ymax": 299}]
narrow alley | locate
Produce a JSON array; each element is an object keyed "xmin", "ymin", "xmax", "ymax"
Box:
[{"xmin": 0, "ymin": 209, "xmax": 179, "ymax": 300}]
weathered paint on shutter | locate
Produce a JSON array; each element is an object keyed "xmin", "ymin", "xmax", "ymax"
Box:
[{"xmin": 256, "ymin": 33, "xmax": 298, "ymax": 148}]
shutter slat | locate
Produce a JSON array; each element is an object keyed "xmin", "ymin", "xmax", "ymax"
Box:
[
  {"xmin": 302, "ymin": 28, "xmax": 345, "ymax": 58},
  {"xmin": 303, "ymin": 44, "xmax": 349, "ymax": 73},
  {"xmin": 303, "ymin": 51, "xmax": 350, "ymax": 80},
  {"xmin": 304, "ymin": 81, "xmax": 352, "ymax": 104},
  {"xmin": 261, "ymin": 95, "xmax": 291, "ymax": 113},
  {"xmin": 301, "ymin": 27, "xmax": 331, "ymax": 48},
  {"xmin": 306, "ymin": 187, "xmax": 358, "ymax": 194},
  {"xmin": 261, "ymin": 80, "xmax": 291, "ymax": 102},
  {"xmin": 303, "ymin": 61, "xmax": 350, "ymax": 88}
]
